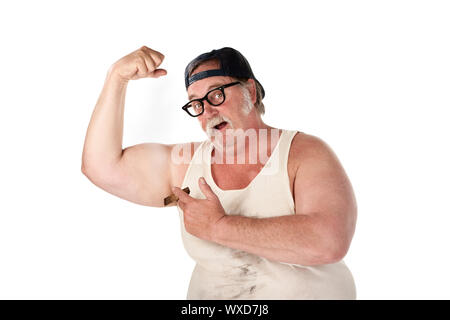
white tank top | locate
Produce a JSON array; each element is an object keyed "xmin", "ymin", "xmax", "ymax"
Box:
[{"xmin": 177, "ymin": 129, "xmax": 356, "ymax": 299}]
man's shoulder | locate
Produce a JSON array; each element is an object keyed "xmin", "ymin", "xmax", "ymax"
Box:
[
  {"xmin": 291, "ymin": 130, "xmax": 331, "ymax": 152},
  {"xmin": 289, "ymin": 131, "xmax": 338, "ymax": 170}
]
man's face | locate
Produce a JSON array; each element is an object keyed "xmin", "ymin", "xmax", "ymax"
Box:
[{"xmin": 187, "ymin": 60, "xmax": 255, "ymax": 135}]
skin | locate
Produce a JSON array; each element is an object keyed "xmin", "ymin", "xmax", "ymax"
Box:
[{"xmin": 82, "ymin": 46, "xmax": 357, "ymax": 266}]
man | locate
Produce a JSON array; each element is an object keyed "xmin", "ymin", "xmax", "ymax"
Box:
[{"xmin": 81, "ymin": 46, "xmax": 357, "ymax": 299}]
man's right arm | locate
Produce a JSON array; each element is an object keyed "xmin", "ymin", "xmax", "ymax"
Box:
[{"xmin": 81, "ymin": 46, "xmax": 179, "ymax": 207}]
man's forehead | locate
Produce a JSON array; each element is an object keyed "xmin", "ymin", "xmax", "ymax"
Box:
[
  {"xmin": 187, "ymin": 76, "xmax": 234, "ymax": 100},
  {"xmin": 187, "ymin": 60, "xmax": 224, "ymax": 100}
]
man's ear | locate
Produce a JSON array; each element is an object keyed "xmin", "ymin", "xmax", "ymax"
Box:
[{"xmin": 247, "ymin": 79, "xmax": 257, "ymax": 105}]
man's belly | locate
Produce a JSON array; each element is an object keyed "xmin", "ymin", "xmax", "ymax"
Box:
[{"xmin": 187, "ymin": 259, "xmax": 357, "ymax": 300}]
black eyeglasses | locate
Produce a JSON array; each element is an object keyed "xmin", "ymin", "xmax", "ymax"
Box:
[{"xmin": 182, "ymin": 81, "xmax": 241, "ymax": 117}]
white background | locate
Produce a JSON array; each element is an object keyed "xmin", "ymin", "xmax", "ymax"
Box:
[{"xmin": 0, "ymin": 0, "xmax": 449, "ymax": 299}]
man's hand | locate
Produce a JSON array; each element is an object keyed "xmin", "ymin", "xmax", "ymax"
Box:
[
  {"xmin": 110, "ymin": 46, "xmax": 167, "ymax": 82},
  {"xmin": 173, "ymin": 177, "xmax": 226, "ymax": 242}
]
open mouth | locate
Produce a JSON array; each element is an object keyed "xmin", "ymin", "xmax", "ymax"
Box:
[{"xmin": 213, "ymin": 121, "xmax": 228, "ymax": 130}]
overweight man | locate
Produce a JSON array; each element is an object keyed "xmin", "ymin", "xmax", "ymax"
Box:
[{"xmin": 81, "ymin": 46, "xmax": 357, "ymax": 299}]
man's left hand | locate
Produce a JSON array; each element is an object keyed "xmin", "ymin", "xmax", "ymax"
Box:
[{"xmin": 172, "ymin": 177, "xmax": 226, "ymax": 242}]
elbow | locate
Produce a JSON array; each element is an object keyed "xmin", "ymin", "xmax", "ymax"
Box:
[
  {"xmin": 301, "ymin": 216, "xmax": 355, "ymax": 265},
  {"xmin": 81, "ymin": 150, "xmax": 123, "ymax": 178},
  {"xmin": 81, "ymin": 161, "xmax": 88, "ymax": 176},
  {"xmin": 81, "ymin": 153, "xmax": 112, "ymax": 178},
  {"xmin": 317, "ymin": 236, "xmax": 351, "ymax": 264},
  {"xmin": 320, "ymin": 245, "xmax": 348, "ymax": 264},
  {"xmin": 81, "ymin": 158, "xmax": 93, "ymax": 177},
  {"xmin": 80, "ymin": 159, "xmax": 103, "ymax": 181},
  {"xmin": 80, "ymin": 157, "xmax": 122, "ymax": 190},
  {"xmin": 295, "ymin": 238, "xmax": 350, "ymax": 266},
  {"xmin": 81, "ymin": 149, "xmax": 91, "ymax": 176}
]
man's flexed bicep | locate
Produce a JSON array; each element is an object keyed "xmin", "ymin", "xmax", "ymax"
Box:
[
  {"xmin": 83, "ymin": 142, "xmax": 174, "ymax": 207},
  {"xmin": 82, "ymin": 142, "xmax": 198, "ymax": 207}
]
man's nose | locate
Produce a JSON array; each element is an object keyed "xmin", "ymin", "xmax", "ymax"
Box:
[{"xmin": 203, "ymin": 101, "xmax": 218, "ymax": 116}]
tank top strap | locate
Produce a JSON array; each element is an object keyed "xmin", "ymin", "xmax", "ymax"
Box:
[
  {"xmin": 260, "ymin": 129, "xmax": 298, "ymax": 175},
  {"xmin": 277, "ymin": 129, "xmax": 299, "ymax": 169}
]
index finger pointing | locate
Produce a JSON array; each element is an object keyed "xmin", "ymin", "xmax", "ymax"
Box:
[{"xmin": 172, "ymin": 187, "xmax": 192, "ymax": 203}]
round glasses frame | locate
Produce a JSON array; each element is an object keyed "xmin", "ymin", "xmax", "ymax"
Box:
[{"xmin": 182, "ymin": 81, "xmax": 241, "ymax": 117}]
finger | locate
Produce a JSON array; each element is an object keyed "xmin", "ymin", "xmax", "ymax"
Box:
[
  {"xmin": 142, "ymin": 46, "xmax": 164, "ymax": 68},
  {"xmin": 134, "ymin": 57, "xmax": 148, "ymax": 79},
  {"xmin": 198, "ymin": 177, "xmax": 218, "ymax": 201},
  {"xmin": 172, "ymin": 187, "xmax": 193, "ymax": 203},
  {"xmin": 140, "ymin": 52, "xmax": 156, "ymax": 74},
  {"xmin": 148, "ymin": 49, "xmax": 164, "ymax": 67},
  {"xmin": 177, "ymin": 199, "xmax": 186, "ymax": 211}
]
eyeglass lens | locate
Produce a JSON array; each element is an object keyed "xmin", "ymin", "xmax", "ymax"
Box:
[{"xmin": 185, "ymin": 88, "xmax": 225, "ymax": 116}]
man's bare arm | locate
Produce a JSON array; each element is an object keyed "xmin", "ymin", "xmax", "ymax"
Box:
[
  {"xmin": 81, "ymin": 46, "xmax": 179, "ymax": 207},
  {"xmin": 212, "ymin": 135, "xmax": 357, "ymax": 266}
]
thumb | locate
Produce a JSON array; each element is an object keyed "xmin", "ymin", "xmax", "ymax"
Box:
[
  {"xmin": 198, "ymin": 177, "xmax": 217, "ymax": 200},
  {"xmin": 151, "ymin": 68, "xmax": 167, "ymax": 78}
]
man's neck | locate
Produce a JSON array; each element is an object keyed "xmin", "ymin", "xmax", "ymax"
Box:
[{"xmin": 210, "ymin": 125, "xmax": 282, "ymax": 166}]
